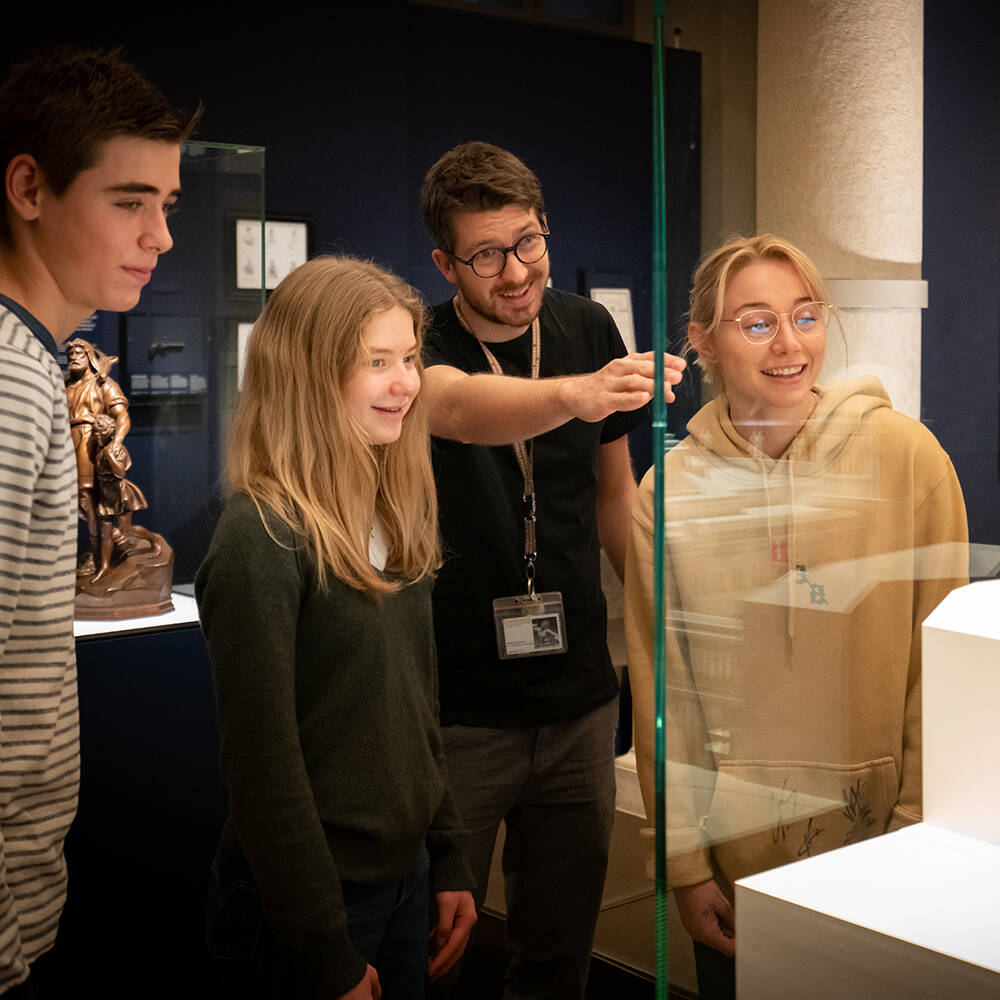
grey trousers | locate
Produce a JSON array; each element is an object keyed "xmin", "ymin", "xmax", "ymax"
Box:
[{"xmin": 439, "ymin": 697, "xmax": 618, "ymax": 1000}]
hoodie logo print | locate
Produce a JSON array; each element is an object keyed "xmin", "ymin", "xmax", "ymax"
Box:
[{"xmin": 795, "ymin": 563, "xmax": 828, "ymax": 606}]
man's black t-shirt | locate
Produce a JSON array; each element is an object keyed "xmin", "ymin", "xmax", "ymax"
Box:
[{"xmin": 424, "ymin": 288, "xmax": 648, "ymax": 727}]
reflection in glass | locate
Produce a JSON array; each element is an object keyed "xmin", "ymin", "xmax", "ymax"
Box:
[{"xmin": 626, "ymin": 234, "xmax": 969, "ymax": 997}]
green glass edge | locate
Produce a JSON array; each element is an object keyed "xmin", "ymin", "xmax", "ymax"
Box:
[{"xmin": 651, "ymin": 2, "xmax": 669, "ymax": 997}]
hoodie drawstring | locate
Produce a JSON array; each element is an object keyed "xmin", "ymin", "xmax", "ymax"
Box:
[
  {"xmin": 760, "ymin": 454, "xmax": 796, "ymax": 646},
  {"xmin": 787, "ymin": 454, "xmax": 796, "ymax": 643}
]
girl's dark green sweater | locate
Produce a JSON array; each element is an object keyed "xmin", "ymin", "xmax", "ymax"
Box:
[{"xmin": 196, "ymin": 493, "xmax": 472, "ymax": 998}]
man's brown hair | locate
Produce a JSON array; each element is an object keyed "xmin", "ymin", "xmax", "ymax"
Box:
[
  {"xmin": 420, "ymin": 141, "xmax": 546, "ymax": 253},
  {"xmin": 0, "ymin": 45, "xmax": 201, "ymax": 243}
]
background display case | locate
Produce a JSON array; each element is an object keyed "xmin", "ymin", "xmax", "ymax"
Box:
[
  {"xmin": 73, "ymin": 143, "xmax": 267, "ymax": 586},
  {"xmin": 135, "ymin": 141, "xmax": 265, "ymax": 584}
]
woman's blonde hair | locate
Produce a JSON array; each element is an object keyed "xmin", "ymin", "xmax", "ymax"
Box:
[
  {"xmin": 685, "ymin": 234, "xmax": 831, "ymax": 384},
  {"xmin": 226, "ymin": 255, "xmax": 439, "ymax": 595}
]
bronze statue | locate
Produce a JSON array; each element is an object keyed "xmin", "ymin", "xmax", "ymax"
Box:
[{"xmin": 64, "ymin": 338, "xmax": 173, "ymax": 619}]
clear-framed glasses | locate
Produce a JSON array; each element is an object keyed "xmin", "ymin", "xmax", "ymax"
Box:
[
  {"xmin": 721, "ymin": 301, "xmax": 832, "ymax": 345},
  {"xmin": 447, "ymin": 232, "xmax": 550, "ymax": 279}
]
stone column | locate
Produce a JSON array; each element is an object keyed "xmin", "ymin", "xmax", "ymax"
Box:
[{"xmin": 757, "ymin": 0, "xmax": 925, "ymax": 417}]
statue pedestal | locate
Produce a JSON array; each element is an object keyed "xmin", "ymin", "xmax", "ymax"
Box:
[
  {"xmin": 922, "ymin": 580, "xmax": 1000, "ymax": 843},
  {"xmin": 74, "ymin": 530, "xmax": 175, "ymax": 621},
  {"xmin": 55, "ymin": 595, "xmax": 224, "ymax": 990}
]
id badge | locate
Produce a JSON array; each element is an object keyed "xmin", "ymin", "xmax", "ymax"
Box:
[{"xmin": 492, "ymin": 592, "xmax": 568, "ymax": 660}]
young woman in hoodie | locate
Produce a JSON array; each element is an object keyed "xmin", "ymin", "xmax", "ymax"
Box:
[{"xmin": 625, "ymin": 235, "xmax": 968, "ymax": 998}]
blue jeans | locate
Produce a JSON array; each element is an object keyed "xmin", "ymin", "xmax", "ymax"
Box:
[
  {"xmin": 208, "ymin": 844, "xmax": 430, "ymax": 998},
  {"xmin": 341, "ymin": 845, "xmax": 430, "ymax": 998}
]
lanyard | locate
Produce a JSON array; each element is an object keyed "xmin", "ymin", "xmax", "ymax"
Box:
[{"xmin": 454, "ymin": 297, "xmax": 541, "ymax": 596}]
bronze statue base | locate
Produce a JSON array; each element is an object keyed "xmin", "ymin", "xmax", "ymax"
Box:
[
  {"xmin": 74, "ymin": 528, "xmax": 175, "ymax": 622},
  {"xmin": 74, "ymin": 594, "xmax": 175, "ymax": 621}
]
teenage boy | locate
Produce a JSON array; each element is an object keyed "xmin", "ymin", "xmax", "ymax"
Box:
[
  {"xmin": 420, "ymin": 140, "xmax": 684, "ymax": 998},
  {"xmin": 0, "ymin": 46, "xmax": 197, "ymax": 996}
]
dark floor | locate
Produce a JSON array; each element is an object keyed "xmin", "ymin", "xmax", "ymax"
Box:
[{"xmin": 459, "ymin": 914, "xmax": 694, "ymax": 1000}]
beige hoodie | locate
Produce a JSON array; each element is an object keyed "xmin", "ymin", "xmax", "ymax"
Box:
[{"xmin": 625, "ymin": 376, "xmax": 968, "ymax": 893}]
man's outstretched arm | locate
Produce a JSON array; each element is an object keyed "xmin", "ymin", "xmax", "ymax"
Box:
[{"xmin": 424, "ymin": 351, "xmax": 685, "ymax": 445}]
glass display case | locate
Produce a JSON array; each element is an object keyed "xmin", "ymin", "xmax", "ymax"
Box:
[
  {"xmin": 82, "ymin": 142, "xmax": 266, "ymax": 586},
  {"xmin": 638, "ymin": 3, "xmax": 1000, "ymax": 997}
]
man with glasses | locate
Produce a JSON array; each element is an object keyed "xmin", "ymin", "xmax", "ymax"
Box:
[{"xmin": 420, "ymin": 141, "xmax": 684, "ymax": 999}]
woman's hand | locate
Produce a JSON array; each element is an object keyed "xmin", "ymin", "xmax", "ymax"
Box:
[
  {"xmin": 673, "ymin": 879, "xmax": 735, "ymax": 957},
  {"xmin": 427, "ymin": 890, "xmax": 478, "ymax": 983},
  {"xmin": 338, "ymin": 964, "xmax": 381, "ymax": 999}
]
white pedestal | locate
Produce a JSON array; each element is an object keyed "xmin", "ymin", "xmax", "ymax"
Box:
[
  {"xmin": 74, "ymin": 592, "xmax": 200, "ymax": 639},
  {"xmin": 922, "ymin": 580, "xmax": 1000, "ymax": 843},
  {"xmin": 737, "ymin": 824, "xmax": 1000, "ymax": 998},
  {"xmin": 735, "ymin": 581, "xmax": 1000, "ymax": 997}
]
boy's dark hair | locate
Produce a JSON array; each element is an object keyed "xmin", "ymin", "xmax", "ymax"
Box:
[
  {"xmin": 420, "ymin": 141, "xmax": 546, "ymax": 252},
  {"xmin": 0, "ymin": 45, "xmax": 201, "ymax": 243}
]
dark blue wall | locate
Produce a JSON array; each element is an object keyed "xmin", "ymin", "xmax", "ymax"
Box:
[
  {"xmin": 1, "ymin": 4, "xmax": 696, "ymax": 321},
  {"xmin": 923, "ymin": 0, "xmax": 1000, "ymax": 545}
]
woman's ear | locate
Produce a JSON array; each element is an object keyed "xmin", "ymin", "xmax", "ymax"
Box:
[{"xmin": 687, "ymin": 321, "xmax": 715, "ymax": 362}]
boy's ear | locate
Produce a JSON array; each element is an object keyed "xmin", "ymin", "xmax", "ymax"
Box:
[
  {"xmin": 5, "ymin": 155, "xmax": 45, "ymax": 224},
  {"xmin": 687, "ymin": 321, "xmax": 715, "ymax": 362}
]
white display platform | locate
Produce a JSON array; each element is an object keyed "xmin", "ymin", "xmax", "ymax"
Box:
[
  {"xmin": 735, "ymin": 581, "xmax": 1000, "ymax": 997},
  {"xmin": 922, "ymin": 580, "xmax": 1000, "ymax": 844},
  {"xmin": 73, "ymin": 593, "xmax": 200, "ymax": 639},
  {"xmin": 737, "ymin": 823, "xmax": 1000, "ymax": 998}
]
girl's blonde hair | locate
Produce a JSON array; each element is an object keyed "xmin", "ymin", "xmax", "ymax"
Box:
[
  {"xmin": 226, "ymin": 255, "xmax": 439, "ymax": 595},
  {"xmin": 685, "ymin": 234, "xmax": 831, "ymax": 384}
]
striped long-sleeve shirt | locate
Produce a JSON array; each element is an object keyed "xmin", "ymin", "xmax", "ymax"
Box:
[{"xmin": 0, "ymin": 297, "xmax": 79, "ymax": 992}]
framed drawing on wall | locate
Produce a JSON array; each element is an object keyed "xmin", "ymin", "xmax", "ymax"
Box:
[
  {"xmin": 589, "ymin": 286, "xmax": 636, "ymax": 354},
  {"xmin": 235, "ymin": 218, "xmax": 310, "ymax": 291}
]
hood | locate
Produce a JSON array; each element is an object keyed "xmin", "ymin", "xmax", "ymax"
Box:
[{"xmin": 686, "ymin": 375, "xmax": 892, "ymax": 473}]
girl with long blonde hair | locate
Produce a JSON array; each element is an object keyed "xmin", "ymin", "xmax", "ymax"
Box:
[{"xmin": 196, "ymin": 256, "xmax": 475, "ymax": 999}]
